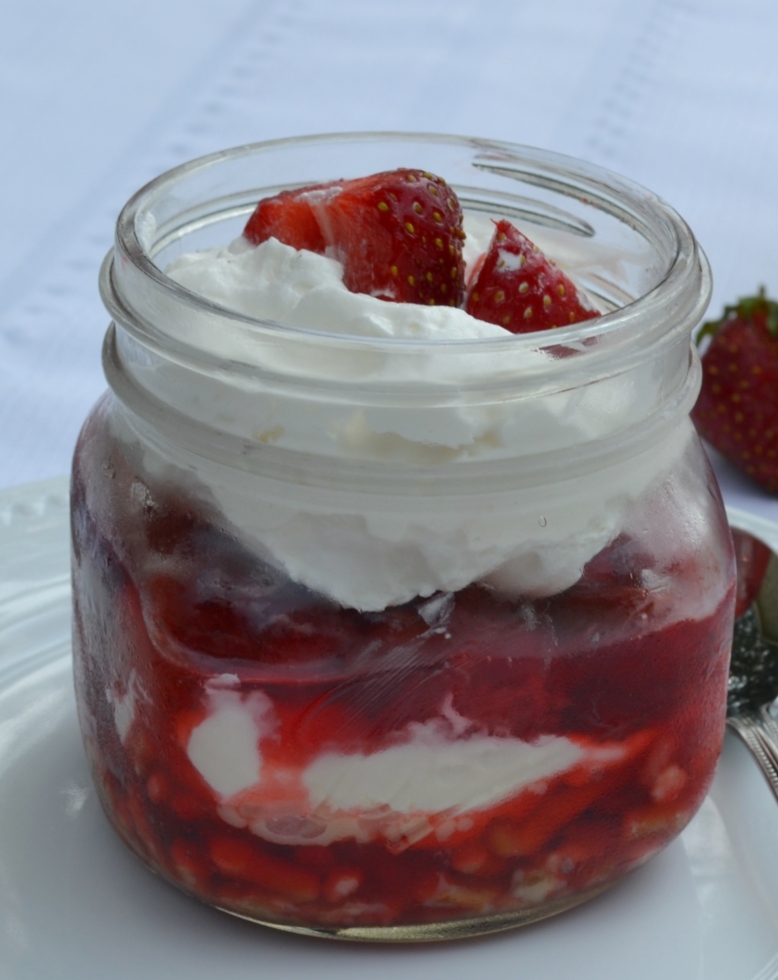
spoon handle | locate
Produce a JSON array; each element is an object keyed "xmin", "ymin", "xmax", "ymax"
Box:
[
  {"xmin": 728, "ymin": 713, "xmax": 778, "ymax": 801},
  {"xmin": 759, "ymin": 704, "xmax": 778, "ymax": 763}
]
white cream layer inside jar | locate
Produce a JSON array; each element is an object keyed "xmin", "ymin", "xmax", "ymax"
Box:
[{"xmin": 101, "ymin": 134, "xmax": 711, "ymax": 612}]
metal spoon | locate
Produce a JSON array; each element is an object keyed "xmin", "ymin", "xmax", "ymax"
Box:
[{"xmin": 726, "ymin": 507, "xmax": 778, "ymax": 800}]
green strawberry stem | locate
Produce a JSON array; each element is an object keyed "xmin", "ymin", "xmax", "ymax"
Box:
[{"xmin": 697, "ymin": 286, "xmax": 778, "ymax": 345}]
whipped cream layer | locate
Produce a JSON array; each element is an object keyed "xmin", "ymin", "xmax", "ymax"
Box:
[
  {"xmin": 168, "ymin": 234, "xmax": 505, "ymax": 342},
  {"xmin": 117, "ymin": 222, "xmax": 700, "ymax": 610},
  {"xmin": 184, "ymin": 676, "xmax": 626, "ymax": 850}
]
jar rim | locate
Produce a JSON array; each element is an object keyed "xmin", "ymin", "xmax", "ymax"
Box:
[
  {"xmin": 105, "ymin": 131, "xmax": 710, "ymax": 383},
  {"xmin": 99, "ymin": 132, "xmax": 711, "ymax": 488}
]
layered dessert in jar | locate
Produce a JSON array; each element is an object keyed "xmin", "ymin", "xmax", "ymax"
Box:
[{"xmin": 71, "ymin": 134, "xmax": 736, "ymax": 940}]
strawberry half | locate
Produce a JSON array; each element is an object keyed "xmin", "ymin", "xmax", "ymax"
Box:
[
  {"xmin": 692, "ymin": 289, "xmax": 778, "ymax": 494},
  {"xmin": 244, "ymin": 169, "xmax": 466, "ymax": 306},
  {"xmin": 465, "ymin": 220, "xmax": 598, "ymax": 333}
]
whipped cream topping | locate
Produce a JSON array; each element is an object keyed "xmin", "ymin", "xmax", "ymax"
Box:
[
  {"xmin": 168, "ymin": 235, "xmax": 505, "ymax": 342},
  {"xmin": 118, "ymin": 218, "xmax": 700, "ymax": 611}
]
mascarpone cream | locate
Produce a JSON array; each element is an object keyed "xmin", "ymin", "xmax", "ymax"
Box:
[{"xmin": 184, "ymin": 676, "xmax": 627, "ymax": 850}]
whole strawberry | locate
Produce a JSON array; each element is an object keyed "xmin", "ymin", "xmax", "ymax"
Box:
[
  {"xmin": 244, "ymin": 168, "xmax": 466, "ymax": 307},
  {"xmin": 692, "ymin": 289, "xmax": 778, "ymax": 493},
  {"xmin": 465, "ymin": 219, "xmax": 597, "ymax": 333}
]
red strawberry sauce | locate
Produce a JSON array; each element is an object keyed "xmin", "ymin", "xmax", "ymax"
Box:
[{"xmin": 71, "ymin": 407, "xmax": 734, "ymax": 932}]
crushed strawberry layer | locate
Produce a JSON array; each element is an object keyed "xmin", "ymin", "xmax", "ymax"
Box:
[
  {"xmin": 71, "ymin": 420, "xmax": 734, "ymax": 930},
  {"xmin": 71, "ymin": 170, "xmax": 732, "ymax": 931}
]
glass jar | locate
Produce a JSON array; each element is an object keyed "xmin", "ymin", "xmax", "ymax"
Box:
[{"xmin": 71, "ymin": 133, "xmax": 735, "ymax": 941}]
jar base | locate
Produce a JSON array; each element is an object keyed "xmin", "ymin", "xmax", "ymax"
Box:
[
  {"xmin": 215, "ymin": 880, "xmax": 614, "ymax": 943},
  {"xmin": 93, "ymin": 781, "xmax": 622, "ymax": 945}
]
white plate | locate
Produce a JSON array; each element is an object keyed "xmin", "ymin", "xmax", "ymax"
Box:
[{"xmin": 2, "ymin": 478, "xmax": 778, "ymax": 980}]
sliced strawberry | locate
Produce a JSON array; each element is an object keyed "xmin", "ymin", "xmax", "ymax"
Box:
[
  {"xmin": 254, "ymin": 605, "xmax": 364, "ymax": 665},
  {"xmin": 548, "ymin": 534, "xmax": 657, "ymax": 644},
  {"xmin": 145, "ymin": 573, "xmax": 364, "ymax": 667},
  {"xmin": 243, "ymin": 183, "xmax": 331, "ymax": 253},
  {"xmin": 244, "ymin": 169, "xmax": 467, "ymax": 306},
  {"xmin": 548, "ymin": 598, "xmax": 733, "ymax": 737},
  {"xmin": 466, "ymin": 219, "xmax": 598, "ymax": 333}
]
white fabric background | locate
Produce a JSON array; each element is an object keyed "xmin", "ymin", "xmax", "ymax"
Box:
[{"xmin": 1, "ymin": 0, "xmax": 777, "ymax": 526}]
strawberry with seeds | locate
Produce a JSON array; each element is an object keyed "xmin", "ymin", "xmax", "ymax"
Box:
[
  {"xmin": 692, "ymin": 288, "xmax": 778, "ymax": 493},
  {"xmin": 244, "ymin": 168, "xmax": 466, "ymax": 307},
  {"xmin": 466, "ymin": 220, "xmax": 598, "ymax": 333}
]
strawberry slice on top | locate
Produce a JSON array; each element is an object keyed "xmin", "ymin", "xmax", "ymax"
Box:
[
  {"xmin": 244, "ymin": 168, "xmax": 466, "ymax": 307},
  {"xmin": 465, "ymin": 219, "xmax": 598, "ymax": 333}
]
